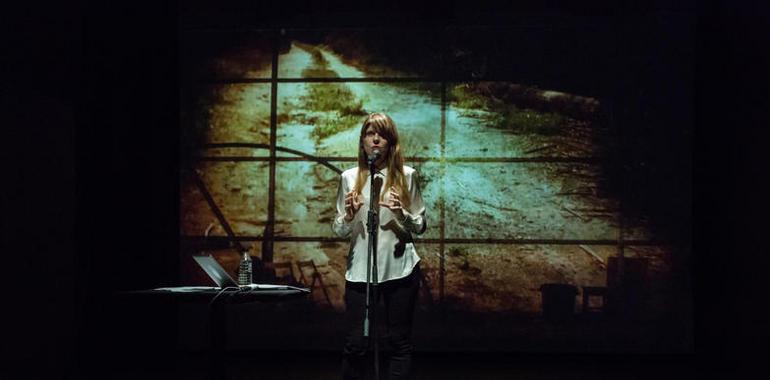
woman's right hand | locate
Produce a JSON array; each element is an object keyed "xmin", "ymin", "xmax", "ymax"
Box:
[{"xmin": 344, "ymin": 190, "xmax": 363, "ymax": 221}]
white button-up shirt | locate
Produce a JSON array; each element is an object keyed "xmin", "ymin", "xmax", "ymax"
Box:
[{"xmin": 332, "ymin": 165, "xmax": 427, "ymax": 283}]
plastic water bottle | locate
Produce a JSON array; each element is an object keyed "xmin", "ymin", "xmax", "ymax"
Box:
[{"xmin": 238, "ymin": 252, "xmax": 252, "ymax": 286}]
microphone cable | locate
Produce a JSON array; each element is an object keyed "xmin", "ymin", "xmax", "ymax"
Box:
[{"xmin": 208, "ymin": 286, "xmax": 239, "ymax": 309}]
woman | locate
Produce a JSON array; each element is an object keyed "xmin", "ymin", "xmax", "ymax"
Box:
[{"xmin": 332, "ymin": 112, "xmax": 427, "ymax": 380}]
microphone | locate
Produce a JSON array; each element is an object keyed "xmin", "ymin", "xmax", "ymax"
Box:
[{"xmin": 367, "ymin": 149, "xmax": 381, "ymax": 165}]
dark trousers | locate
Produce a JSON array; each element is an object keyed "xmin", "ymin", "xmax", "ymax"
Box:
[{"xmin": 342, "ymin": 265, "xmax": 420, "ymax": 380}]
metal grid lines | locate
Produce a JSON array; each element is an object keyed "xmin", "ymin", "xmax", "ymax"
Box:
[{"xmin": 180, "ymin": 26, "xmax": 668, "ymax": 295}]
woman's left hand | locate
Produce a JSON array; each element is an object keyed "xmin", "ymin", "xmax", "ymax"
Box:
[{"xmin": 379, "ymin": 187, "xmax": 405, "ymax": 221}]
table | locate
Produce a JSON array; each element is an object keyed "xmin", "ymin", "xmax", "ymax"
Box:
[{"xmin": 116, "ymin": 287, "xmax": 309, "ymax": 380}]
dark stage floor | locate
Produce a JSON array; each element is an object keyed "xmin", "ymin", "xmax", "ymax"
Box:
[{"xmin": 100, "ymin": 350, "xmax": 706, "ymax": 380}]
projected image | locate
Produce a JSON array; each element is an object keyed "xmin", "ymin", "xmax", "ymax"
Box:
[{"xmin": 179, "ymin": 29, "xmax": 681, "ymax": 325}]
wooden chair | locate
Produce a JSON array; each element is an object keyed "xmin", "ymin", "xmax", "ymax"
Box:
[{"xmin": 297, "ymin": 259, "xmax": 333, "ymax": 307}]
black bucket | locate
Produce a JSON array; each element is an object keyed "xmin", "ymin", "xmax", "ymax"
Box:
[{"xmin": 539, "ymin": 283, "xmax": 578, "ymax": 322}]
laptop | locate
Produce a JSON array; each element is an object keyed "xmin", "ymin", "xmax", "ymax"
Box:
[{"xmin": 192, "ymin": 254, "xmax": 309, "ymax": 292}]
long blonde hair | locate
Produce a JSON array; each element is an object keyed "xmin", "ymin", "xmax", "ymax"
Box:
[{"xmin": 353, "ymin": 113, "xmax": 410, "ymax": 210}]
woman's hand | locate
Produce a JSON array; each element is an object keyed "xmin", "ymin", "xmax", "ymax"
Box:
[
  {"xmin": 344, "ymin": 190, "xmax": 363, "ymax": 221},
  {"xmin": 379, "ymin": 187, "xmax": 405, "ymax": 221}
]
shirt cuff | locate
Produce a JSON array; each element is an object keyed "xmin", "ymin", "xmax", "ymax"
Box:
[{"xmin": 333, "ymin": 214, "xmax": 353, "ymax": 237}]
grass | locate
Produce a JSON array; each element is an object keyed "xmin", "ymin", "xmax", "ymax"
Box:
[
  {"xmin": 449, "ymin": 83, "xmax": 570, "ymax": 136},
  {"xmin": 297, "ymin": 46, "xmax": 367, "ymax": 139}
]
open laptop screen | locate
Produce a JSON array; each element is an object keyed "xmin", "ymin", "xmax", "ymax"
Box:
[{"xmin": 192, "ymin": 254, "xmax": 238, "ymax": 288}]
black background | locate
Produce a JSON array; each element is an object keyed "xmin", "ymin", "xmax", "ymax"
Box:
[{"xmin": 2, "ymin": 0, "xmax": 767, "ymax": 377}]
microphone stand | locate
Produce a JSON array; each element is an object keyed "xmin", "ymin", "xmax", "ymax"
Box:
[{"xmin": 363, "ymin": 156, "xmax": 380, "ymax": 380}]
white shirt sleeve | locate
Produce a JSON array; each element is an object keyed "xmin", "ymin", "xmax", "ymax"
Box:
[
  {"xmin": 332, "ymin": 173, "xmax": 353, "ymax": 238},
  {"xmin": 399, "ymin": 169, "xmax": 427, "ymax": 235}
]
